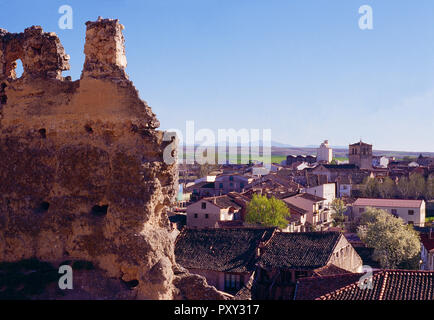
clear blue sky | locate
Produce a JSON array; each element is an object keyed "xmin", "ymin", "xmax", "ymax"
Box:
[{"xmin": 2, "ymin": 0, "xmax": 434, "ymax": 152}]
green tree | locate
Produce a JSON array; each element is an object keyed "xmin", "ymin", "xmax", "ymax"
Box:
[
  {"xmin": 380, "ymin": 177, "xmax": 396, "ymax": 199},
  {"xmin": 424, "ymin": 177, "xmax": 434, "ymax": 200},
  {"xmin": 245, "ymin": 194, "xmax": 290, "ymax": 229},
  {"xmin": 330, "ymin": 198, "xmax": 347, "ymax": 229},
  {"xmin": 396, "ymin": 176, "xmax": 411, "ymax": 199},
  {"xmin": 357, "ymin": 208, "xmax": 421, "ymax": 269},
  {"xmin": 362, "ymin": 177, "xmax": 381, "ymax": 198},
  {"xmin": 408, "ymin": 173, "xmax": 426, "ymax": 199}
]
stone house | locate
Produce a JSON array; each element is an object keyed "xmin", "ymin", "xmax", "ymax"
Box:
[
  {"xmin": 281, "ymin": 202, "xmax": 308, "ymax": 233},
  {"xmin": 311, "ymin": 164, "xmax": 362, "ymax": 182},
  {"xmin": 283, "ymin": 193, "xmax": 332, "ymax": 230},
  {"xmin": 186, "ymin": 194, "xmax": 244, "ymax": 229},
  {"xmin": 254, "ymin": 231, "xmax": 363, "ymax": 299},
  {"xmin": 214, "ymin": 174, "xmax": 255, "ymax": 195},
  {"xmin": 335, "ymin": 175, "xmax": 352, "ymax": 198},
  {"xmin": 352, "ymin": 198, "xmax": 426, "ymax": 227},
  {"xmin": 174, "ymin": 228, "xmax": 275, "ymax": 295},
  {"xmin": 301, "ymin": 182, "xmax": 336, "ymax": 207},
  {"xmin": 184, "ymin": 181, "xmax": 218, "ymax": 200}
]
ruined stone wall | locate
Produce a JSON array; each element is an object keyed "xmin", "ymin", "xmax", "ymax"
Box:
[{"xmin": 0, "ymin": 18, "xmax": 225, "ymax": 300}]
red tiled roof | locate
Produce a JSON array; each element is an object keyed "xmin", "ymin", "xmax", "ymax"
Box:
[
  {"xmin": 299, "ymin": 193, "xmax": 326, "ymax": 202},
  {"xmin": 353, "ymin": 198, "xmax": 424, "ymax": 208},
  {"xmin": 312, "ymin": 265, "xmax": 352, "ymax": 277},
  {"xmin": 284, "ymin": 202, "xmax": 308, "ymax": 216},
  {"xmin": 258, "ymin": 232, "xmax": 342, "ymax": 270},
  {"xmin": 175, "ymin": 228, "xmax": 276, "ymax": 273},
  {"xmin": 202, "ymin": 195, "xmax": 242, "ymax": 210},
  {"xmin": 295, "ymin": 272, "xmax": 362, "ymax": 300},
  {"xmin": 318, "ymin": 270, "xmax": 434, "ymax": 300}
]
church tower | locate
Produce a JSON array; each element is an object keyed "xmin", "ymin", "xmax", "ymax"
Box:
[{"xmin": 349, "ymin": 140, "xmax": 372, "ymax": 169}]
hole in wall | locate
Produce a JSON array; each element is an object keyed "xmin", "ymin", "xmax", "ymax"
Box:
[
  {"xmin": 123, "ymin": 279, "xmax": 139, "ymax": 289},
  {"xmin": 14, "ymin": 59, "xmax": 24, "ymax": 79},
  {"xmin": 91, "ymin": 204, "xmax": 108, "ymax": 217},
  {"xmin": 84, "ymin": 124, "xmax": 93, "ymax": 133},
  {"xmin": 38, "ymin": 128, "xmax": 47, "ymax": 139},
  {"xmin": 0, "ymin": 82, "xmax": 7, "ymax": 105},
  {"xmin": 34, "ymin": 201, "xmax": 50, "ymax": 214}
]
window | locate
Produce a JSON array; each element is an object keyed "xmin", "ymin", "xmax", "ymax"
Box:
[
  {"xmin": 219, "ymin": 183, "xmax": 223, "ymax": 189},
  {"xmin": 201, "ymin": 202, "xmax": 207, "ymax": 209},
  {"xmin": 205, "ymin": 214, "xmax": 209, "ymax": 219},
  {"xmin": 408, "ymin": 210, "xmax": 414, "ymax": 216},
  {"xmin": 391, "ymin": 209, "xmax": 397, "ymax": 217},
  {"xmin": 229, "ymin": 176, "xmax": 234, "ymax": 181},
  {"xmin": 408, "ymin": 221, "xmax": 414, "ymax": 225},
  {"xmin": 194, "ymin": 213, "xmax": 198, "ymax": 218},
  {"xmin": 240, "ymin": 183, "xmax": 244, "ymax": 189},
  {"xmin": 359, "ymin": 208, "xmax": 365, "ymax": 214},
  {"xmin": 224, "ymin": 273, "xmax": 242, "ymax": 292}
]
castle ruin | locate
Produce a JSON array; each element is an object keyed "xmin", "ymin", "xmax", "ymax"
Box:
[{"xmin": 0, "ymin": 18, "xmax": 225, "ymax": 299}]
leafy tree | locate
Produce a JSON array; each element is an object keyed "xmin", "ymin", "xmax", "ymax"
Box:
[
  {"xmin": 245, "ymin": 194, "xmax": 290, "ymax": 229},
  {"xmin": 396, "ymin": 176, "xmax": 411, "ymax": 199},
  {"xmin": 362, "ymin": 177, "xmax": 381, "ymax": 198},
  {"xmin": 357, "ymin": 208, "xmax": 421, "ymax": 269},
  {"xmin": 408, "ymin": 173, "xmax": 426, "ymax": 199},
  {"xmin": 380, "ymin": 177, "xmax": 396, "ymax": 199},
  {"xmin": 330, "ymin": 198, "xmax": 346, "ymax": 229},
  {"xmin": 424, "ymin": 177, "xmax": 434, "ymax": 200}
]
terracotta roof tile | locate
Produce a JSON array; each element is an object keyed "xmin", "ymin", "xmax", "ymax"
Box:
[
  {"xmin": 353, "ymin": 198, "xmax": 424, "ymax": 208},
  {"xmin": 175, "ymin": 228, "xmax": 276, "ymax": 273},
  {"xmin": 258, "ymin": 232, "xmax": 342, "ymax": 270},
  {"xmin": 318, "ymin": 270, "xmax": 434, "ymax": 300}
]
